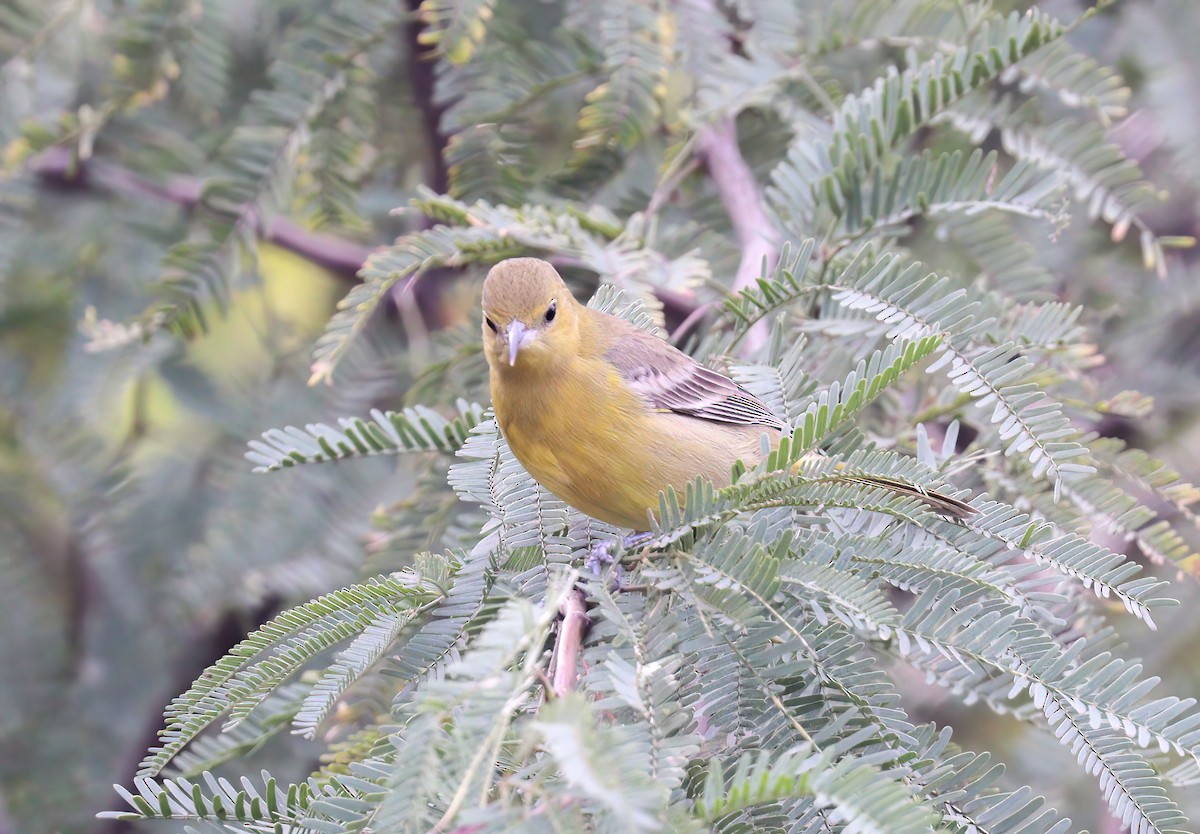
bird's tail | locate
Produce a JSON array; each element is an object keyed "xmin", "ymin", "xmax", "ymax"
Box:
[
  {"xmin": 843, "ymin": 472, "xmax": 976, "ymax": 519},
  {"xmin": 794, "ymin": 453, "xmax": 976, "ymax": 520}
]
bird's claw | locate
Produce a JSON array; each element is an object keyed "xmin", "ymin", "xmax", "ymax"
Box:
[
  {"xmin": 585, "ymin": 543, "xmax": 625, "ymax": 592},
  {"xmin": 585, "ymin": 532, "xmax": 654, "ymax": 582},
  {"xmin": 585, "ymin": 539, "xmax": 616, "ymax": 576}
]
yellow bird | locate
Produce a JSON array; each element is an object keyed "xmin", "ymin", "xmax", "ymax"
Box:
[{"xmin": 481, "ymin": 257, "xmax": 972, "ymax": 532}]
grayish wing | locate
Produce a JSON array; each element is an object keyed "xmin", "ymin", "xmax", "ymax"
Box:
[{"xmin": 603, "ymin": 323, "xmax": 787, "ymax": 430}]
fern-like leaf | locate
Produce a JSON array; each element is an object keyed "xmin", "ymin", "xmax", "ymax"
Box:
[
  {"xmin": 417, "ymin": 0, "xmax": 498, "ymax": 65},
  {"xmin": 246, "ymin": 400, "xmax": 484, "ymax": 472},
  {"xmin": 136, "ymin": 2, "xmax": 400, "ymax": 341},
  {"xmin": 769, "ymin": 8, "xmax": 1073, "ymax": 235},
  {"xmin": 571, "ymin": 1, "xmax": 669, "ymax": 158},
  {"xmin": 139, "ymin": 571, "xmax": 448, "ymax": 776}
]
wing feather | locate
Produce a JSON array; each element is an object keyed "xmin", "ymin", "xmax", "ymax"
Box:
[
  {"xmin": 602, "ymin": 323, "xmax": 786, "ymax": 430},
  {"xmin": 592, "ymin": 311, "xmax": 976, "ymax": 519}
]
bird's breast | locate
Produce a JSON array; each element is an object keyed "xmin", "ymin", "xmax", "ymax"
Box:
[
  {"xmin": 491, "ymin": 358, "xmax": 773, "ymax": 529},
  {"xmin": 493, "ymin": 360, "xmax": 637, "ymax": 502}
]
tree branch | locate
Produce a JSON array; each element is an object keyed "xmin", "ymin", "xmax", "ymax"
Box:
[
  {"xmin": 549, "ymin": 589, "xmax": 589, "ymax": 697},
  {"xmin": 695, "ymin": 116, "xmax": 781, "ymax": 354},
  {"xmin": 30, "ymin": 147, "xmax": 706, "ymax": 331},
  {"xmin": 30, "ymin": 147, "xmax": 373, "ymax": 279},
  {"xmin": 403, "ymin": 0, "xmax": 449, "ymax": 194}
]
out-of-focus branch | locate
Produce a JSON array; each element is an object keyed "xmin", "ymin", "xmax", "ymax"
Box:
[
  {"xmin": 29, "ymin": 147, "xmax": 707, "ymax": 331},
  {"xmin": 549, "ymin": 589, "xmax": 588, "ymax": 697},
  {"xmin": 404, "ymin": 0, "xmax": 449, "ymax": 194},
  {"xmin": 397, "ymin": 0, "xmax": 457, "ymax": 331},
  {"xmin": 695, "ymin": 116, "xmax": 781, "ymax": 354},
  {"xmin": 31, "ymin": 147, "xmax": 373, "ymax": 278}
]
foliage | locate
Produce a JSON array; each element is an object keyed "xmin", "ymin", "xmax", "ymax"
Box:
[{"xmin": 4, "ymin": 1, "xmax": 1200, "ymax": 833}]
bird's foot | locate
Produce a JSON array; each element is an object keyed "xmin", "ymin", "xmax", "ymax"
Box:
[
  {"xmin": 585, "ymin": 532, "xmax": 654, "ymax": 577},
  {"xmin": 585, "ymin": 540, "xmax": 616, "ymax": 576}
]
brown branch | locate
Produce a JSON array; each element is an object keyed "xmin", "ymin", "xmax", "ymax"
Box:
[
  {"xmin": 403, "ymin": 0, "xmax": 449, "ymax": 194},
  {"xmin": 28, "ymin": 11, "xmax": 715, "ymax": 335},
  {"xmin": 391, "ymin": 0, "xmax": 457, "ymax": 330},
  {"xmin": 548, "ymin": 589, "xmax": 589, "ymax": 697},
  {"xmin": 30, "ymin": 147, "xmax": 373, "ymax": 279},
  {"xmin": 29, "ymin": 147, "xmax": 706, "ymax": 330},
  {"xmin": 695, "ymin": 116, "xmax": 781, "ymax": 354},
  {"xmin": 645, "ymin": 146, "xmax": 701, "ymax": 219},
  {"xmin": 670, "ymin": 298, "xmax": 716, "ymax": 344},
  {"xmin": 656, "ymin": 286, "xmax": 704, "ymax": 333}
]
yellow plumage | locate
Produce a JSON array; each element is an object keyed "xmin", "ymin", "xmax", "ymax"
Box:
[{"xmin": 481, "ymin": 257, "xmax": 972, "ymax": 530}]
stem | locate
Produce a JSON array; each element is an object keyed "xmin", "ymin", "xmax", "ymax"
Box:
[
  {"xmin": 31, "ymin": 148, "xmax": 710, "ymax": 332},
  {"xmin": 550, "ymin": 589, "xmax": 589, "ymax": 697},
  {"xmin": 646, "ymin": 137, "xmax": 701, "ymax": 219},
  {"xmin": 31, "ymin": 148, "xmax": 371, "ymax": 279},
  {"xmin": 695, "ymin": 116, "xmax": 781, "ymax": 355},
  {"xmin": 403, "ymin": 0, "xmax": 449, "ymax": 195}
]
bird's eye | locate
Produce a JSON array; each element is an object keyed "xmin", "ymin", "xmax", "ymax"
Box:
[
  {"xmin": 544, "ymin": 300, "xmax": 557, "ymax": 323},
  {"xmin": 485, "ymin": 317, "xmax": 498, "ymax": 333}
]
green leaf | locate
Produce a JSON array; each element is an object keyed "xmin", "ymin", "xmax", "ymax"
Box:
[{"xmin": 246, "ymin": 400, "xmax": 485, "ymax": 472}]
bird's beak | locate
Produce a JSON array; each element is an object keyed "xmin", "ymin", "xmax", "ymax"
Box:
[{"xmin": 506, "ymin": 319, "xmax": 534, "ymax": 366}]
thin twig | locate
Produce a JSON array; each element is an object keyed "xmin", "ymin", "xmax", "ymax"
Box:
[
  {"xmin": 31, "ymin": 148, "xmax": 709, "ymax": 331},
  {"xmin": 646, "ymin": 138, "xmax": 701, "ymax": 219},
  {"xmin": 403, "ymin": 0, "xmax": 449, "ymax": 194},
  {"xmin": 670, "ymin": 298, "xmax": 716, "ymax": 344},
  {"xmin": 31, "ymin": 147, "xmax": 373, "ymax": 278},
  {"xmin": 695, "ymin": 116, "xmax": 781, "ymax": 355},
  {"xmin": 550, "ymin": 589, "xmax": 589, "ymax": 697},
  {"xmin": 534, "ymin": 666, "xmax": 556, "ymax": 700}
]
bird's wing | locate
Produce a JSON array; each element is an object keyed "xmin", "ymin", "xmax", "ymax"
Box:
[{"xmin": 602, "ymin": 321, "xmax": 787, "ymax": 430}]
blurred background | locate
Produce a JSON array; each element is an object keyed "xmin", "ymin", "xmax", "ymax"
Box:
[{"xmin": 1, "ymin": 1, "xmax": 1199, "ymax": 832}]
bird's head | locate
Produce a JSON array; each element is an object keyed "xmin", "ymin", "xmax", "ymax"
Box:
[{"xmin": 481, "ymin": 258, "xmax": 578, "ymax": 371}]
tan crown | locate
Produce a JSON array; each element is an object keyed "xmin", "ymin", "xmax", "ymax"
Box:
[{"xmin": 481, "ymin": 258, "xmax": 570, "ymax": 324}]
